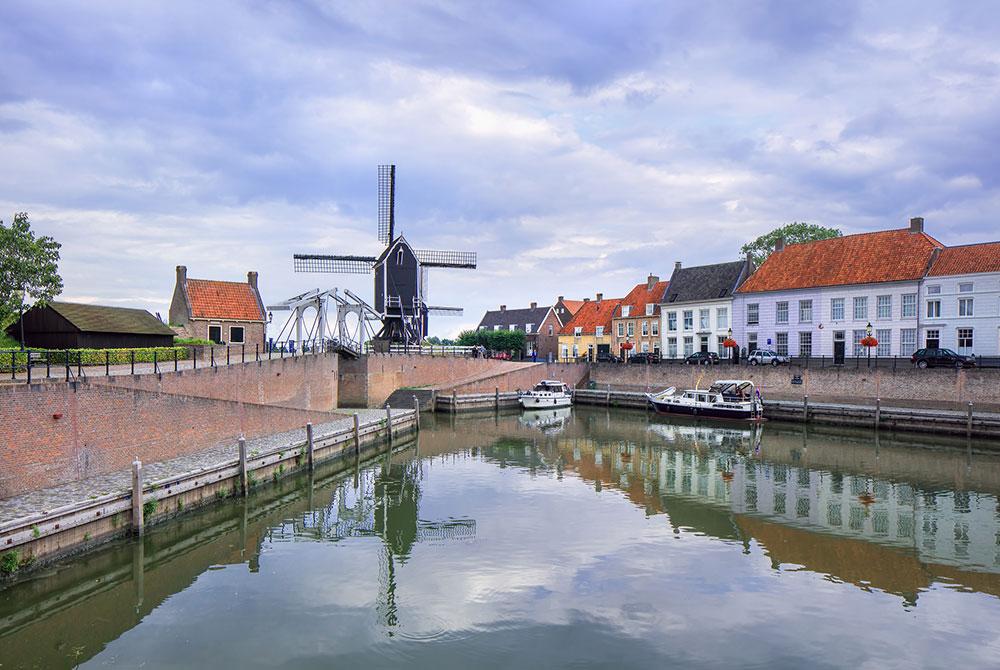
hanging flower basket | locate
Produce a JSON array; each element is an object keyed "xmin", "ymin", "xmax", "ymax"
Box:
[
  {"xmin": 860, "ymin": 336, "xmax": 879, "ymax": 348},
  {"xmin": 621, "ymin": 341, "xmax": 634, "ymax": 351},
  {"xmin": 722, "ymin": 338, "xmax": 738, "ymax": 349}
]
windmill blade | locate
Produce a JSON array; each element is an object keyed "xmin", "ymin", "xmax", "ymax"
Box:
[
  {"xmin": 426, "ymin": 306, "xmax": 463, "ymax": 316},
  {"xmin": 414, "ymin": 249, "xmax": 477, "ymax": 269},
  {"xmin": 294, "ymin": 254, "xmax": 376, "ymax": 274},
  {"xmin": 378, "ymin": 164, "xmax": 395, "ymax": 244}
]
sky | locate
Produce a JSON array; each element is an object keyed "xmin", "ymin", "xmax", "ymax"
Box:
[{"xmin": 2, "ymin": 1, "xmax": 1000, "ymax": 338}]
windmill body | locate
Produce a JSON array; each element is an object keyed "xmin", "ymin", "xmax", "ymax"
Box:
[{"xmin": 293, "ymin": 165, "xmax": 476, "ymax": 347}]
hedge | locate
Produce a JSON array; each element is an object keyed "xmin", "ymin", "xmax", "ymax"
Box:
[{"xmin": 0, "ymin": 346, "xmax": 191, "ymax": 373}]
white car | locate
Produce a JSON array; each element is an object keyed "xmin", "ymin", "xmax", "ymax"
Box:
[{"xmin": 747, "ymin": 349, "xmax": 789, "ymax": 366}]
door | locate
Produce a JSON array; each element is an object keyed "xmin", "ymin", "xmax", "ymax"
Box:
[
  {"xmin": 833, "ymin": 331, "xmax": 845, "ymax": 365},
  {"xmin": 700, "ymin": 335, "xmax": 709, "ymax": 353}
]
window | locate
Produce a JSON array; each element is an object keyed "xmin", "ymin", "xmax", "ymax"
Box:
[
  {"xmin": 645, "ymin": 303, "xmax": 655, "ymax": 316},
  {"xmin": 925, "ymin": 329, "xmax": 940, "ymax": 348},
  {"xmin": 621, "ymin": 305, "xmax": 631, "ymax": 317},
  {"xmin": 627, "ymin": 322, "xmax": 634, "ymax": 337},
  {"xmin": 667, "ymin": 311, "xmax": 677, "ymax": 331},
  {"xmin": 799, "ymin": 299, "xmax": 813, "ymax": 323},
  {"xmin": 959, "ymin": 282, "xmax": 973, "ymax": 293},
  {"xmin": 799, "ymin": 332, "xmax": 812, "ymax": 357},
  {"xmin": 595, "ymin": 326, "xmax": 604, "ymax": 337},
  {"xmin": 699, "ymin": 309, "xmax": 710, "ymax": 330},
  {"xmin": 572, "ymin": 344, "xmax": 579, "ymax": 357},
  {"xmin": 641, "ymin": 321, "xmax": 649, "ymax": 336},
  {"xmin": 525, "ymin": 323, "xmax": 533, "ymax": 333},
  {"xmin": 229, "ymin": 326, "xmax": 245, "ymax": 344},
  {"xmin": 683, "ymin": 336, "xmax": 694, "ymax": 356},
  {"xmin": 717, "ymin": 307, "xmax": 728, "ymax": 329},
  {"xmin": 926, "ymin": 299, "xmax": 941, "ymax": 318},
  {"xmin": 901, "ymin": 293, "xmax": 917, "ymax": 318},
  {"xmin": 493, "ymin": 325, "xmax": 501, "ymax": 331},
  {"xmin": 900, "ymin": 328, "xmax": 917, "ymax": 355},
  {"xmin": 548, "ymin": 325, "xmax": 553, "ymax": 336},
  {"xmin": 651, "ymin": 320, "xmax": 659, "ymax": 336},
  {"xmin": 776, "ymin": 301, "xmax": 789, "ymax": 324},
  {"xmin": 853, "ymin": 296, "xmax": 867, "ymax": 320},
  {"xmin": 748, "ymin": 332, "xmax": 758, "ymax": 352},
  {"xmin": 717, "ymin": 335, "xmax": 727, "ymax": 353},
  {"xmin": 561, "ymin": 345, "xmax": 569, "ymax": 359},
  {"xmin": 831, "ymin": 297, "xmax": 845, "ymax": 321},
  {"xmin": 574, "ymin": 326, "xmax": 582, "ymax": 336},
  {"xmin": 397, "ymin": 248, "xmax": 404, "ymax": 265},
  {"xmin": 957, "ymin": 328, "xmax": 973, "ymax": 352},
  {"xmin": 876, "ymin": 295, "xmax": 891, "ymax": 319},
  {"xmin": 683, "ymin": 310, "xmax": 693, "ymax": 330},
  {"xmin": 208, "ymin": 325, "xmax": 223, "ymax": 344},
  {"xmin": 876, "ymin": 328, "xmax": 891, "ymax": 356},
  {"xmin": 853, "ymin": 329, "xmax": 867, "ymax": 357},
  {"xmin": 747, "ymin": 303, "xmax": 759, "ymax": 326},
  {"xmin": 617, "ymin": 322, "xmax": 624, "ymax": 337},
  {"xmin": 927, "ymin": 285, "xmax": 941, "ymax": 295},
  {"xmin": 776, "ymin": 332, "xmax": 788, "ymax": 356},
  {"xmin": 667, "ymin": 337, "xmax": 677, "ymax": 358},
  {"xmin": 959, "ymin": 298, "xmax": 974, "ymax": 316}
]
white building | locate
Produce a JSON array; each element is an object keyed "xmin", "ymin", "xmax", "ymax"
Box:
[
  {"xmin": 659, "ymin": 258, "xmax": 753, "ymax": 359},
  {"xmin": 732, "ymin": 219, "xmax": 941, "ymax": 360},
  {"xmin": 921, "ymin": 241, "xmax": 1000, "ymax": 356}
]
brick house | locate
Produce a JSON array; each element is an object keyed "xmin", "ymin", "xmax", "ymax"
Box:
[
  {"xmin": 612, "ymin": 274, "xmax": 669, "ymax": 359},
  {"xmin": 169, "ymin": 266, "xmax": 267, "ymax": 348},
  {"xmin": 557, "ymin": 293, "xmax": 623, "ymax": 361}
]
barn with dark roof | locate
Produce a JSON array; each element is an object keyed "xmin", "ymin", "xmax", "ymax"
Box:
[{"xmin": 6, "ymin": 301, "xmax": 176, "ymax": 349}]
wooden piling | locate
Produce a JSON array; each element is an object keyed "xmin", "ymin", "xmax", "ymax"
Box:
[
  {"xmin": 495, "ymin": 386, "xmax": 500, "ymax": 410},
  {"xmin": 452, "ymin": 390, "xmax": 457, "ymax": 413},
  {"xmin": 875, "ymin": 398, "xmax": 881, "ymax": 428},
  {"xmin": 968, "ymin": 402, "xmax": 974, "ymax": 437},
  {"xmin": 131, "ymin": 459, "xmax": 144, "ymax": 536},
  {"xmin": 353, "ymin": 413, "xmax": 361, "ymax": 455},
  {"xmin": 238, "ymin": 436, "xmax": 248, "ymax": 496},
  {"xmin": 306, "ymin": 422, "xmax": 315, "ymax": 471},
  {"xmin": 413, "ymin": 395, "xmax": 420, "ymax": 432},
  {"xmin": 386, "ymin": 405, "xmax": 393, "ymax": 447},
  {"xmin": 803, "ymin": 395, "xmax": 809, "ymax": 422}
]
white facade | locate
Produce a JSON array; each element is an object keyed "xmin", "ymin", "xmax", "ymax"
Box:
[
  {"xmin": 920, "ymin": 271, "xmax": 1000, "ymax": 356},
  {"xmin": 732, "ymin": 281, "xmax": 922, "ymax": 359},
  {"xmin": 660, "ymin": 298, "xmax": 733, "ymax": 359}
]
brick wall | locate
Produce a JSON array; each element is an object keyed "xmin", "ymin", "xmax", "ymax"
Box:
[
  {"xmin": 173, "ymin": 319, "xmax": 266, "ymax": 349},
  {"xmin": 92, "ymin": 352, "xmax": 338, "ymax": 411},
  {"xmin": 590, "ymin": 363, "xmax": 1000, "ymax": 411},
  {"xmin": 440, "ymin": 362, "xmax": 591, "ymax": 394},
  {"xmin": 0, "ymin": 383, "xmax": 336, "ymax": 498}
]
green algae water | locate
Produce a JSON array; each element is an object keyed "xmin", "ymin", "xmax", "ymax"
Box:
[{"xmin": 3, "ymin": 407, "xmax": 1000, "ymax": 669}]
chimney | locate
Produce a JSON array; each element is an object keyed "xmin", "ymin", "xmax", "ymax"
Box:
[
  {"xmin": 647, "ymin": 274, "xmax": 659, "ymax": 290},
  {"xmin": 247, "ymin": 270, "xmax": 258, "ymax": 289},
  {"xmin": 674, "ymin": 261, "xmax": 681, "ymax": 272},
  {"xmin": 596, "ymin": 292, "xmax": 603, "ymax": 303},
  {"xmin": 775, "ymin": 237, "xmax": 785, "ymax": 252},
  {"xmin": 530, "ymin": 302, "xmax": 537, "ymax": 309},
  {"xmin": 500, "ymin": 305, "xmax": 506, "ymax": 312},
  {"xmin": 557, "ymin": 295, "xmax": 564, "ymax": 302},
  {"xmin": 746, "ymin": 251, "xmax": 754, "ymax": 270},
  {"xmin": 176, "ymin": 265, "xmax": 187, "ymax": 285},
  {"xmin": 909, "ymin": 216, "xmax": 924, "ymax": 233},
  {"xmin": 583, "ymin": 297, "xmax": 590, "ymax": 303}
]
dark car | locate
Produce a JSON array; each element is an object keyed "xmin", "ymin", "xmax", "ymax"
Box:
[
  {"xmin": 628, "ymin": 352, "xmax": 660, "ymax": 364},
  {"xmin": 685, "ymin": 351, "xmax": 720, "ymax": 365},
  {"xmin": 911, "ymin": 348, "xmax": 976, "ymax": 369},
  {"xmin": 596, "ymin": 351, "xmax": 621, "ymax": 363}
]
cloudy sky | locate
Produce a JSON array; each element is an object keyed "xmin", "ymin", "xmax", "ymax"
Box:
[{"xmin": 2, "ymin": 1, "xmax": 999, "ymax": 337}]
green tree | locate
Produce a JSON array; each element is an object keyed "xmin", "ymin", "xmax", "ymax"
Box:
[
  {"xmin": 0, "ymin": 213, "xmax": 63, "ymax": 340},
  {"xmin": 740, "ymin": 222, "xmax": 841, "ymax": 267},
  {"xmin": 455, "ymin": 328, "xmax": 525, "ymax": 355}
]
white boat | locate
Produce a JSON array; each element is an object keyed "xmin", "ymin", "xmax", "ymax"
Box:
[
  {"xmin": 646, "ymin": 380, "xmax": 763, "ymax": 421},
  {"xmin": 520, "ymin": 380, "xmax": 573, "ymax": 409}
]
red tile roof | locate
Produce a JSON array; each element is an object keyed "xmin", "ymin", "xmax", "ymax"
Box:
[
  {"xmin": 561, "ymin": 299, "xmax": 585, "ymax": 315},
  {"xmin": 615, "ymin": 280, "xmax": 669, "ymax": 318},
  {"xmin": 737, "ymin": 229, "xmax": 942, "ymax": 294},
  {"xmin": 185, "ymin": 279, "xmax": 265, "ymax": 321},
  {"xmin": 559, "ymin": 298, "xmax": 622, "ymax": 336},
  {"xmin": 927, "ymin": 241, "xmax": 1000, "ymax": 277}
]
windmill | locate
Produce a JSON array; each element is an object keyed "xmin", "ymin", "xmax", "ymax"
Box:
[{"xmin": 293, "ymin": 165, "xmax": 476, "ymax": 347}]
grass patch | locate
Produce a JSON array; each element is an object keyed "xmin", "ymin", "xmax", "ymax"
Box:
[
  {"xmin": 142, "ymin": 499, "xmax": 158, "ymax": 518},
  {"xmin": 1, "ymin": 551, "xmax": 19, "ymax": 575},
  {"xmin": 31, "ymin": 525, "xmax": 40, "ymax": 538}
]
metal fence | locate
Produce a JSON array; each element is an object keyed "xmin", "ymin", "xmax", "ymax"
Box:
[{"xmin": 592, "ymin": 355, "xmax": 1000, "ymax": 369}]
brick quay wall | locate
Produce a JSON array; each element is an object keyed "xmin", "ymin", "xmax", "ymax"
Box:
[{"xmin": 589, "ymin": 363, "xmax": 1000, "ymax": 412}]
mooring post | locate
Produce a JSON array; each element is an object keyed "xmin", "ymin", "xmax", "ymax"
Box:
[
  {"xmin": 353, "ymin": 413, "xmax": 361, "ymax": 455},
  {"xmin": 495, "ymin": 386, "xmax": 500, "ymax": 410},
  {"xmin": 452, "ymin": 391, "xmax": 457, "ymax": 413},
  {"xmin": 386, "ymin": 404, "xmax": 393, "ymax": 447},
  {"xmin": 875, "ymin": 398, "xmax": 881, "ymax": 428},
  {"xmin": 306, "ymin": 422, "xmax": 315, "ymax": 471},
  {"xmin": 131, "ymin": 459, "xmax": 144, "ymax": 536},
  {"xmin": 803, "ymin": 395, "xmax": 809, "ymax": 422},
  {"xmin": 238, "ymin": 436, "xmax": 248, "ymax": 496},
  {"xmin": 430, "ymin": 389, "xmax": 437, "ymax": 413},
  {"xmin": 968, "ymin": 402, "xmax": 974, "ymax": 437},
  {"xmin": 607, "ymin": 383, "xmax": 611, "ymax": 406},
  {"xmin": 413, "ymin": 395, "xmax": 421, "ymax": 432}
]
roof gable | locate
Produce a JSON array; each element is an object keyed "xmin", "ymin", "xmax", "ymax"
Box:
[
  {"xmin": 185, "ymin": 279, "xmax": 265, "ymax": 321},
  {"xmin": 927, "ymin": 241, "xmax": 1000, "ymax": 277},
  {"xmin": 47, "ymin": 301, "xmax": 176, "ymax": 336},
  {"xmin": 737, "ymin": 228, "xmax": 942, "ymax": 294},
  {"xmin": 559, "ymin": 298, "xmax": 622, "ymax": 335},
  {"xmin": 478, "ymin": 305, "xmax": 553, "ymax": 329},
  {"xmin": 664, "ymin": 261, "xmax": 747, "ymax": 304}
]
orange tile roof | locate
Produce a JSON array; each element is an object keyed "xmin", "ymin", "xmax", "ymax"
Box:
[
  {"xmin": 927, "ymin": 241, "xmax": 1000, "ymax": 276},
  {"xmin": 561, "ymin": 299, "xmax": 585, "ymax": 315},
  {"xmin": 737, "ymin": 228, "xmax": 942, "ymax": 294},
  {"xmin": 559, "ymin": 298, "xmax": 622, "ymax": 335},
  {"xmin": 615, "ymin": 280, "xmax": 669, "ymax": 318},
  {"xmin": 185, "ymin": 279, "xmax": 265, "ymax": 321}
]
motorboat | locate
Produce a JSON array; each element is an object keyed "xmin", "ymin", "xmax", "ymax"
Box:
[
  {"xmin": 520, "ymin": 380, "xmax": 573, "ymax": 409},
  {"xmin": 646, "ymin": 380, "xmax": 763, "ymax": 421}
]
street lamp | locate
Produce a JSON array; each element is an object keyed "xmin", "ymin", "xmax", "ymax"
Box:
[
  {"xmin": 727, "ymin": 327, "xmax": 734, "ymax": 364},
  {"xmin": 866, "ymin": 321, "xmax": 873, "ymax": 368}
]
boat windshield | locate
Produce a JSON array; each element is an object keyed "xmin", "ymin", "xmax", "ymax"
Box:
[
  {"xmin": 709, "ymin": 381, "xmax": 754, "ymax": 400},
  {"xmin": 533, "ymin": 382, "xmax": 564, "ymax": 392}
]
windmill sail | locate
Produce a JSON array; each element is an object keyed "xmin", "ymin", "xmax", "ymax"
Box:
[
  {"xmin": 378, "ymin": 164, "xmax": 395, "ymax": 245},
  {"xmin": 293, "ymin": 254, "xmax": 376, "ymax": 274}
]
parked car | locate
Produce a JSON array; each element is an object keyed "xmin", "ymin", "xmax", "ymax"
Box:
[
  {"xmin": 628, "ymin": 352, "xmax": 660, "ymax": 364},
  {"xmin": 685, "ymin": 351, "xmax": 720, "ymax": 365},
  {"xmin": 747, "ymin": 349, "xmax": 789, "ymax": 366},
  {"xmin": 596, "ymin": 351, "xmax": 621, "ymax": 363},
  {"xmin": 910, "ymin": 348, "xmax": 976, "ymax": 369}
]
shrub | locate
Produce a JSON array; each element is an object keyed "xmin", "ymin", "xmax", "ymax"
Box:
[
  {"xmin": 0, "ymin": 551, "xmax": 19, "ymax": 575},
  {"xmin": 142, "ymin": 499, "xmax": 158, "ymax": 518},
  {"xmin": 174, "ymin": 337, "xmax": 214, "ymax": 346},
  {"xmin": 0, "ymin": 346, "xmax": 191, "ymax": 372}
]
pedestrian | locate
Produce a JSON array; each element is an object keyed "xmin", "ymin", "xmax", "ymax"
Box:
[{"xmin": 531, "ymin": 349, "xmax": 537, "ymax": 362}]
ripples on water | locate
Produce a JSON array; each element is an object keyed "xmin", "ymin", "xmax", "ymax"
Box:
[{"xmin": 3, "ymin": 407, "xmax": 1000, "ymax": 668}]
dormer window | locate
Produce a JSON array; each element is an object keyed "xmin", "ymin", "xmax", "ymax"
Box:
[
  {"xmin": 645, "ymin": 304, "xmax": 654, "ymax": 316},
  {"xmin": 622, "ymin": 305, "xmax": 631, "ymax": 317},
  {"xmin": 397, "ymin": 248, "xmax": 404, "ymax": 265},
  {"xmin": 574, "ymin": 326, "xmax": 583, "ymax": 336}
]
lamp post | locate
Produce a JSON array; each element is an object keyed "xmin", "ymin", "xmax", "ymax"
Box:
[
  {"xmin": 727, "ymin": 327, "xmax": 734, "ymax": 364},
  {"xmin": 866, "ymin": 321, "xmax": 873, "ymax": 368}
]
